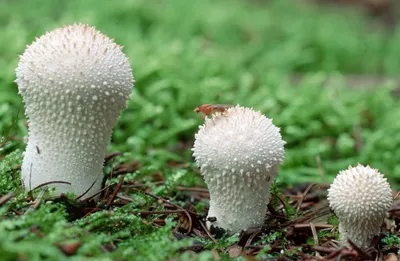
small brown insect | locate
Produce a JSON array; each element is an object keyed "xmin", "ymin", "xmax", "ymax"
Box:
[
  {"xmin": 35, "ymin": 145, "xmax": 40, "ymax": 154},
  {"xmin": 194, "ymin": 104, "xmax": 233, "ymax": 119}
]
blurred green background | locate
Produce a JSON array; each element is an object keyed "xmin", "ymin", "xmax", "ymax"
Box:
[
  {"xmin": 1, "ymin": 0, "xmax": 400, "ymax": 260},
  {"xmin": 1, "ymin": 0, "xmax": 400, "ymax": 188}
]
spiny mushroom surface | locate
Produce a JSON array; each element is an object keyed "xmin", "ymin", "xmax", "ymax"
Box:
[
  {"xmin": 192, "ymin": 105, "xmax": 285, "ymax": 233},
  {"xmin": 15, "ymin": 24, "xmax": 134, "ymax": 199},
  {"xmin": 327, "ymin": 164, "xmax": 392, "ymax": 248}
]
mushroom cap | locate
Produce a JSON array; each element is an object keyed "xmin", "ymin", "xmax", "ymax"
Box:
[
  {"xmin": 16, "ymin": 23, "xmax": 133, "ymax": 114},
  {"xmin": 328, "ymin": 164, "xmax": 392, "ymax": 225},
  {"xmin": 193, "ymin": 105, "xmax": 285, "ymax": 180}
]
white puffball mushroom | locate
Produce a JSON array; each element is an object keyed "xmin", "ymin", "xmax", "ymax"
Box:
[
  {"xmin": 15, "ymin": 24, "xmax": 134, "ymax": 199},
  {"xmin": 192, "ymin": 105, "xmax": 285, "ymax": 233},
  {"xmin": 327, "ymin": 164, "xmax": 393, "ymax": 249}
]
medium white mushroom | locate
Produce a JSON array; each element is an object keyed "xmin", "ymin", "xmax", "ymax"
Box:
[
  {"xmin": 15, "ymin": 24, "xmax": 134, "ymax": 199},
  {"xmin": 192, "ymin": 105, "xmax": 285, "ymax": 233},
  {"xmin": 327, "ymin": 164, "xmax": 393, "ymax": 248}
]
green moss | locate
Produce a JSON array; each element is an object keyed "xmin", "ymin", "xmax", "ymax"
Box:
[{"xmin": 0, "ymin": 150, "xmax": 23, "ymax": 195}]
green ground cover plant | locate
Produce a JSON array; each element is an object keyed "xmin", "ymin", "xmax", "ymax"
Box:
[{"xmin": 0, "ymin": 0, "xmax": 400, "ymax": 260}]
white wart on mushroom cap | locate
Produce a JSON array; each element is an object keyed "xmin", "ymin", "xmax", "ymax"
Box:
[
  {"xmin": 327, "ymin": 164, "xmax": 392, "ymax": 248},
  {"xmin": 16, "ymin": 24, "xmax": 134, "ymax": 199},
  {"xmin": 192, "ymin": 106, "xmax": 285, "ymax": 233}
]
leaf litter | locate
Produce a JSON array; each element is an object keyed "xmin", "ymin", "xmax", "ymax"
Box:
[{"xmin": 1, "ymin": 151, "xmax": 397, "ymax": 260}]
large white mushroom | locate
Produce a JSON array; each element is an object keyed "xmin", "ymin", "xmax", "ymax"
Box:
[
  {"xmin": 15, "ymin": 24, "xmax": 134, "ymax": 199},
  {"xmin": 192, "ymin": 105, "xmax": 285, "ymax": 233},
  {"xmin": 327, "ymin": 164, "xmax": 393, "ymax": 248}
]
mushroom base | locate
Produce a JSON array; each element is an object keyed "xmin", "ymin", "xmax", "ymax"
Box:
[
  {"xmin": 205, "ymin": 173, "xmax": 274, "ymax": 233},
  {"xmin": 21, "ymin": 129, "xmax": 109, "ymax": 200},
  {"xmin": 338, "ymin": 221, "xmax": 381, "ymax": 249}
]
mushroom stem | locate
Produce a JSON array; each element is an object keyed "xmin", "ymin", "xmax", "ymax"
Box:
[{"xmin": 206, "ymin": 165, "xmax": 279, "ymax": 231}]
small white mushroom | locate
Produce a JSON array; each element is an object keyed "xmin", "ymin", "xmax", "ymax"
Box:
[
  {"xmin": 192, "ymin": 105, "xmax": 285, "ymax": 233},
  {"xmin": 15, "ymin": 24, "xmax": 134, "ymax": 199},
  {"xmin": 327, "ymin": 164, "xmax": 393, "ymax": 248}
]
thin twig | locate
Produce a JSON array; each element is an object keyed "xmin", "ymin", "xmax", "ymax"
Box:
[
  {"xmin": 116, "ymin": 194, "xmax": 134, "ymax": 202},
  {"xmin": 0, "ymin": 192, "xmax": 14, "ymax": 206},
  {"xmin": 245, "ymin": 229, "xmax": 263, "ymax": 247},
  {"xmin": 296, "ymin": 183, "xmax": 316, "ymax": 216},
  {"xmin": 121, "ymin": 181, "xmax": 166, "ymax": 189},
  {"xmin": 271, "ymin": 192, "xmax": 288, "ymax": 211},
  {"xmin": 75, "ymin": 172, "xmax": 102, "ymax": 200},
  {"xmin": 82, "ymin": 207, "xmax": 103, "ymax": 218},
  {"xmin": 348, "ymin": 239, "xmax": 372, "ymax": 260},
  {"xmin": 310, "ymin": 222, "xmax": 319, "ymax": 246},
  {"xmin": 282, "ymin": 205, "xmax": 332, "ymax": 228},
  {"xmin": 198, "ymin": 219, "xmax": 218, "ymax": 244},
  {"xmin": 81, "ymin": 185, "xmax": 113, "ymax": 202},
  {"xmin": 136, "ymin": 210, "xmax": 187, "ymax": 215},
  {"xmin": 25, "ymin": 187, "xmax": 48, "ymax": 214},
  {"xmin": 293, "ymin": 223, "xmax": 333, "ymax": 230},
  {"xmin": 106, "ymin": 175, "xmax": 125, "ymax": 209},
  {"xmin": 103, "ymin": 155, "xmax": 118, "ymax": 199},
  {"xmin": 176, "ymin": 186, "xmax": 209, "ymax": 194},
  {"xmin": 312, "ymin": 246, "xmax": 336, "ymax": 254},
  {"xmin": 131, "ymin": 188, "xmax": 193, "ymax": 234},
  {"xmin": 28, "ymin": 180, "xmax": 71, "ymax": 195},
  {"xmin": 389, "ymin": 207, "xmax": 400, "ymax": 213},
  {"xmin": 104, "ymin": 152, "xmax": 123, "ymax": 164}
]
